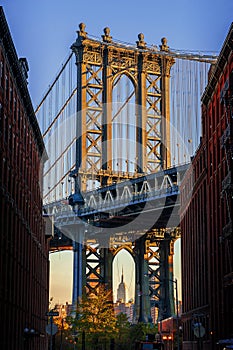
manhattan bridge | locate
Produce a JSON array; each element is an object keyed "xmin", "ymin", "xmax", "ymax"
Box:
[{"xmin": 36, "ymin": 23, "xmax": 217, "ymax": 323}]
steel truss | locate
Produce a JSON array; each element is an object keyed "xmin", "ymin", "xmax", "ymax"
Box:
[
  {"xmin": 71, "ymin": 24, "xmax": 175, "ymax": 192},
  {"xmin": 46, "ymin": 165, "xmax": 187, "ymax": 321},
  {"xmin": 42, "ymin": 22, "xmax": 214, "ymax": 323}
]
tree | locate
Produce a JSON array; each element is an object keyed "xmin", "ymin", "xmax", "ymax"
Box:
[
  {"xmin": 115, "ymin": 313, "xmax": 131, "ymax": 349},
  {"xmin": 67, "ymin": 285, "xmax": 159, "ymax": 349},
  {"xmin": 128, "ymin": 322, "xmax": 159, "ymax": 348},
  {"xmin": 69, "ymin": 285, "xmax": 117, "ymax": 349}
]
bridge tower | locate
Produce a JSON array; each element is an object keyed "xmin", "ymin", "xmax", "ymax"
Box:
[{"xmin": 68, "ymin": 23, "xmax": 176, "ymax": 322}]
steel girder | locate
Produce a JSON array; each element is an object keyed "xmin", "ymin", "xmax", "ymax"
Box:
[{"xmin": 71, "ymin": 25, "xmax": 175, "ymax": 191}]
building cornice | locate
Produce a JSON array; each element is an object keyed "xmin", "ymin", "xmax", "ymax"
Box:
[{"xmin": 202, "ymin": 22, "xmax": 233, "ymax": 106}]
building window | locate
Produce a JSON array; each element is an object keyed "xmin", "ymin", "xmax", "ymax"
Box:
[
  {"xmin": 4, "ymin": 114, "xmax": 8, "ymax": 143},
  {"xmin": 14, "ymin": 98, "xmax": 17, "ymax": 122},
  {"xmin": 18, "ymin": 109, "xmax": 21, "ymax": 132},
  {"xmin": 0, "ymin": 103, "xmax": 2, "ymax": 134},
  {"xmin": 0, "ymin": 61, "xmax": 4, "ymax": 87},
  {"xmin": 10, "ymin": 84, "xmax": 13, "ymax": 105},
  {"xmin": 5, "ymin": 74, "xmax": 9, "ymax": 100}
]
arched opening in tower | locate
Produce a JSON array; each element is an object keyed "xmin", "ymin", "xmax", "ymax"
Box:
[{"xmin": 112, "ymin": 248, "xmax": 135, "ymax": 321}]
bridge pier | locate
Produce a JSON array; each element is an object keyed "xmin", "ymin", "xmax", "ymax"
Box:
[
  {"xmin": 134, "ymin": 236, "xmax": 152, "ymax": 323},
  {"xmin": 101, "ymin": 247, "xmax": 114, "ymax": 291},
  {"xmin": 72, "ymin": 244, "xmax": 118, "ymax": 305},
  {"xmin": 158, "ymin": 237, "xmax": 175, "ymax": 320},
  {"xmin": 72, "ymin": 240, "xmax": 85, "ymax": 306}
]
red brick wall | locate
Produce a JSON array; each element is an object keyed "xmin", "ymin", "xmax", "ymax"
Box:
[
  {"xmin": 0, "ymin": 10, "xmax": 49, "ymax": 350},
  {"xmin": 180, "ymin": 25, "xmax": 233, "ymax": 349}
]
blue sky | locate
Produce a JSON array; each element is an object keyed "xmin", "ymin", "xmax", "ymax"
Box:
[
  {"xmin": 1, "ymin": 1, "xmax": 232, "ymax": 305},
  {"xmin": 1, "ymin": 0, "xmax": 232, "ymax": 108}
]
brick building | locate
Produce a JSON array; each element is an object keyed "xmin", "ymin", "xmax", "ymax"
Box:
[
  {"xmin": 180, "ymin": 24, "xmax": 233, "ymax": 349},
  {"xmin": 0, "ymin": 7, "xmax": 49, "ymax": 350}
]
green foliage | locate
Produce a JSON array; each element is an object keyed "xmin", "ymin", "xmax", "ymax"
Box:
[
  {"xmin": 128, "ymin": 322, "xmax": 158, "ymax": 345},
  {"xmin": 116, "ymin": 312, "xmax": 130, "ymax": 332},
  {"xmin": 115, "ymin": 313, "xmax": 131, "ymax": 348},
  {"xmin": 74, "ymin": 286, "xmax": 116, "ymax": 335},
  {"xmin": 69, "ymin": 285, "xmax": 117, "ymax": 349},
  {"xmin": 65, "ymin": 286, "xmax": 159, "ymax": 350}
]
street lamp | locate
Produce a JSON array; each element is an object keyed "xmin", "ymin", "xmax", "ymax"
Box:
[{"xmin": 23, "ymin": 327, "xmax": 39, "ymax": 350}]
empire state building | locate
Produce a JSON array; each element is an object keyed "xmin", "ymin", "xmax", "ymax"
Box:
[{"xmin": 117, "ymin": 269, "xmax": 127, "ymax": 303}]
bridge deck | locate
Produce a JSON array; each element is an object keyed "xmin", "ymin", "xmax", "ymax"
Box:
[{"xmin": 46, "ymin": 164, "xmax": 189, "ymax": 250}]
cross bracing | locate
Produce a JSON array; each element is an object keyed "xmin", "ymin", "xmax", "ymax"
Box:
[
  {"xmin": 45, "ymin": 164, "xmax": 187, "ymax": 233},
  {"xmin": 37, "ymin": 24, "xmax": 218, "ymax": 322},
  {"xmin": 36, "ymin": 32, "xmax": 215, "ymax": 204}
]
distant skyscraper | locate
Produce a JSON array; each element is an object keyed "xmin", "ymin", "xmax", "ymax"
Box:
[{"xmin": 117, "ymin": 269, "xmax": 127, "ymax": 303}]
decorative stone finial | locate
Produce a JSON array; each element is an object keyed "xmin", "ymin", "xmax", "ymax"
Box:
[
  {"xmin": 77, "ymin": 22, "xmax": 87, "ymax": 41},
  {"xmin": 102, "ymin": 27, "xmax": 112, "ymax": 43},
  {"xmin": 136, "ymin": 33, "xmax": 146, "ymax": 49},
  {"xmin": 160, "ymin": 37, "xmax": 169, "ymax": 51}
]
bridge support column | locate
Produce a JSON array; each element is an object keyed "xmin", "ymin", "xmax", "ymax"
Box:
[
  {"xmin": 84, "ymin": 239, "xmax": 114, "ymax": 297},
  {"xmin": 158, "ymin": 238, "xmax": 175, "ymax": 321},
  {"xmin": 72, "ymin": 228, "xmax": 86, "ymax": 309},
  {"xmin": 134, "ymin": 237, "xmax": 152, "ymax": 323},
  {"xmin": 160, "ymin": 39, "xmax": 175, "ymax": 169},
  {"xmin": 102, "ymin": 43, "xmax": 113, "ymax": 182},
  {"xmin": 136, "ymin": 52, "xmax": 147, "ymax": 173},
  {"xmin": 101, "ymin": 247, "xmax": 114, "ymax": 290}
]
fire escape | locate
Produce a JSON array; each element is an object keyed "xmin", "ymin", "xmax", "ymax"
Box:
[{"xmin": 221, "ymin": 71, "xmax": 233, "ymax": 287}]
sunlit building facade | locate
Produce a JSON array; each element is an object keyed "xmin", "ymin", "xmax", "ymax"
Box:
[
  {"xmin": 114, "ymin": 300, "xmax": 134, "ymax": 323},
  {"xmin": 180, "ymin": 23, "xmax": 233, "ymax": 349}
]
